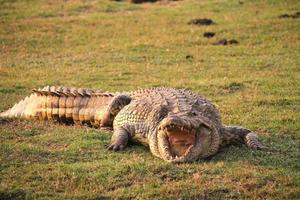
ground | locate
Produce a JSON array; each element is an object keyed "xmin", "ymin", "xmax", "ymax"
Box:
[{"xmin": 0, "ymin": 0, "xmax": 299, "ymax": 199}]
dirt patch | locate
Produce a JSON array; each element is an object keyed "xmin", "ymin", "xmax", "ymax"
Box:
[
  {"xmin": 279, "ymin": 11, "xmax": 300, "ymax": 19},
  {"xmin": 188, "ymin": 18, "xmax": 215, "ymax": 26},
  {"xmin": 213, "ymin": 39, "xmax": 239, "ymax": 45},
  {"xmin": 47, "ymin": 143, "xmax": 69, "ymax": 152},
  {"xmin": 112, "ymin": 0, "xmax": 158, "ymax": 3},
  {"xmin": 203, "ymin": 32, "xmax": 215, "ymax": 38},
  {"xmin": 114, "ymin": 0, "xmax": 178, "ymax": 3},
  {"xmin": 222, "ymin": 82, "xmax": 244, "ymax": 93},
  {"xmin": 185, "ymin": 55, "xmax": 194, "ymax": 60},
  {"xmin": 131, "ymin": 0, "xmax": 158, "ymax": 3}
]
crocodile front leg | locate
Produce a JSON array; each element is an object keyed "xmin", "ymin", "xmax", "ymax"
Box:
[
  {"xmin": 107, "ymin": 127, "xmax": 130, "ymax": 151},
  {"xmin": 100, "ymin": 94, "xmax": 131, "ymax": 127},
  {"xmin": 107, "ymin": 123, "xmax": 143, "ymax": 151}
]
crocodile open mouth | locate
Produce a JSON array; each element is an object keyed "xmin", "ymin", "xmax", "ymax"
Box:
[
  {"xmin": 157, "ymin": 116, "xmax": 217, "ymax": 163},
  {"xmin": 163, "ymin": 124, "xmax": 196, "ymax": 157},
  {"xmin": 157, "ymin": 118, "xmax": 202, "ymax": 162}
]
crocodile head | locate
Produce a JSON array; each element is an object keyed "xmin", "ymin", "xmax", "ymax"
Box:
[{"xmin": 156, "ymin": 111, "xmax": 220, "ymax": 163}]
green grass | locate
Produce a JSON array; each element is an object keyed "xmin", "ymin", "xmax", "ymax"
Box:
[{"xmin": 0, "ymin": 0, "xmax": 300, "ymax": 199}]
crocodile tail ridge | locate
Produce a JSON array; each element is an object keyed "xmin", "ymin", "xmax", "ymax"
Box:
[{"xmin": 0, "ymin": 86, "xmax": 115, "ymax": 127}]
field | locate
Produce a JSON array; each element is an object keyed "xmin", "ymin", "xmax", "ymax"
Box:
[{"xmin": 0, "ymin": 0, "xmax": 300, "ymax": 199}]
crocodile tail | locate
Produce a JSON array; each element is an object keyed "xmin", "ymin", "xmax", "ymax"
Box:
[
  {"xmin": 0, "ymin": 93, "xmax": 42, "ymax": 119},
  {"xmin": 0, "ymin": 86, "xmax": 114, "ymax": 127},
  {"xmin": 221, "ymin": 126, "xmax": 266, "ymax": 149}
]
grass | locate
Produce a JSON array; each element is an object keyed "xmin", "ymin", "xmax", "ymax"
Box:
[{"xmin": 0, "ymin": 0, "xmax": 299, "ymax": 199}]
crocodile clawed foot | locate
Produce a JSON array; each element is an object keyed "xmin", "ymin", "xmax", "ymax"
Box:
[
  {"xmin": 245, "ymin": 132, "xmax": 267, "ymax": 150},
  {"xmin": 253, "ymin": 143, "xmax": 268, "ymax": 150},
  {"xmin": 106, "ymin": 142, "xmax": 126, "ymax": 151}
]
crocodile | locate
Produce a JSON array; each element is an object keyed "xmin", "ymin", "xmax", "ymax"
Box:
[{"xmin": 0, "ymin": 86, "xmax": 265, "ymax": 163}]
